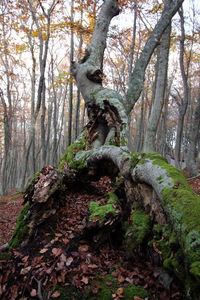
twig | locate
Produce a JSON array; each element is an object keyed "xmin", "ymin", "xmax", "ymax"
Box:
[
  {"xmin": 0, "ymin": 243, "xmax": 8, "ymax": 251},
  {"xmin": 33, "ymin": 276, "xmax": 43, "ymax": 300}
]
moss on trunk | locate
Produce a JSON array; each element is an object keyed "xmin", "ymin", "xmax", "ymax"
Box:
[{"xmin": 8, "ymin": 201, "xmax": 30, "ymax": 249}]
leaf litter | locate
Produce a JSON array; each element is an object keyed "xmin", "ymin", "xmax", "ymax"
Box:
[{"xmin": 0, "ymin": 175, "xmax": 197, "ymax": 299}]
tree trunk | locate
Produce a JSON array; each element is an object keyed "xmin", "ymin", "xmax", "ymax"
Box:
[
  {"xmin": 186, "ymin": 94, "xmax": 200, "ymax": 176},
  {"xmin": 174, "ymin": 7, "xmax": 189, "ymax": 169},
  {"xmin": 74, "ymin": 1, "xmax": 83, "ymax": 140},
  {"xmin": 143, "ymin": 24, "xmax": 171, "ymax": 153},
  {"xmin": 67, "ymin": 0, "xmax": 75, "ymax": 146}
]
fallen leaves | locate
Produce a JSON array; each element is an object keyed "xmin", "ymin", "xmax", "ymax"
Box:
[
  {"xmin": 0, "ymin": 176, "xmax": 186, "ymax": 299},
  {"xmin": 20, "ymin": 266, "xmax": 31, "ymax": 275},
  {"xmin": 78, "ymin": 244, "xmax": 89, "ymax": 252},
  {"xmin": 66, "ymin": 257, "xmax": 73, "ymax": 267},
  {"xmin": 51, "ymin": 290, "xmax": 61, "ymax": 298},
  {"xmin": 40, "ymin": 248, "xmax": 48, "ymax": 254},
  {"xmin": 30, "ymin": 289, "xmax": 37, "ymax": 297},
  {"xmin": 81, "ymin": 276, "xmax": 89, "ymax": 284},
  {"xmin": 52, "ymin": 248, "xmax": 62, "ymax": 257}
]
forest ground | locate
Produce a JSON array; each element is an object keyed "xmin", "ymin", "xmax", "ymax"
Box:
[{"xmin": 0, "ymin": 173, "xmax": 200, "ymax": 299}]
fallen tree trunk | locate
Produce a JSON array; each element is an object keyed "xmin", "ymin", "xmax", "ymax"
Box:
[
  {"xmin": 5, "ymin": 144, "xmax": 200, "ymax": 297},
  {"xmin": 74, "ymin": 146, "xmax": 200, "ymax": 278}
]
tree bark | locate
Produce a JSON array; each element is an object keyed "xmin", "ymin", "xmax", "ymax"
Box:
[
  {"xmin": 143, "ymin": 24, "xmax": 171, "ymax": 153},
  {"xmin": 186, "ymin": 94, "xmax": 200, "ymax": 176},
  {"xmin": 72, "ymin": 0, "xmax": 184, "ymax": 149},
  {"xmin": 68, "ymin": 0, "xmax": 75, "ymax": 147},
  {"xmin": 174, "ymin": 7, "xmax": 190, "ymax": 169},
  {"xmin": 74, "ymin": 0, "xmax": 83, "ymax": 140}
]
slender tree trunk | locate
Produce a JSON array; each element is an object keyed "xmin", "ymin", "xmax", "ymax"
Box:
[
  {"xmin": 74, "ymin": 1, "xmax": 83, "ymax": 140},
  {"xmin": 41, "ymin": 81, "xmax": 46, "ymax": 166},
  {"xmin": 186, "ymin": 93, "xmax": 200, "ymax": 176},
  {"xmin": 128, "ymin": 0, "xmax": 138, "ymax": 83},
  {"xmin": 174, "ymin": 7, "xmax": 189, "ymax": 168},
  {"xmin": 143, "ymin": 24, "xmax": 171, "ymax": 153},
  {"xmin": 68, "ymin": 0, "xmax": 75, "ymax": 146}
]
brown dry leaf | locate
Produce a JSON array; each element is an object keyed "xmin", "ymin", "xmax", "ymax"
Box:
[
  {"xmin": 153, "ymin": 241, "xmax": 162, "ymax": 255},
  {"xmin": 20, "ymin": 266, "xmax": 31, "ymax": 275},
  {"xmin": 55, "ymin": 233, "xmax": 62, "ymax": 237},
  {"xmin": 134, "ymin": 297, "xmax": 144, "ymax": 300},
  {"xmin": 118, "ymin": 274, "xmax": 125, "ymax": 283},
  {"xmin": 30, "ymin": 289, "xmax": 37, "ymax": 297},
  {"xmin": 69, "ymin": 233, "xmax": 74, "ymax": 239},
  {"xmin": 56, "ymin": 261, "xmax": 65, "ymax": 271},
  {"xmin": 81, "ymin": 276, "xmax": 89, "ymax": 284},
  {"xmin": 125, "ymin": 277, "xmax": 133, "ymax": 284},
  {"xmin": 78, "ymin": 245, "xmax": 89, "ymax": 252},
  {"xmin": 22, "ymin": 255, "xmax": 29, "ymax": 263},
  {"xmin": 62, "ymin": 238, "xmax": 69, "ymax": 244},
  {"xmin": 52, "ymin": 248, "xmax": 62, "ymax": 257},
  {"xmin": 88, "ymin": 264, "xmax": 98, "ymax": 269},
  {"xmin": 112, "ymin": 294, "xmax": 117, "ymax": 298},
  {"xmin": 60, "ymin": 253, "xmax": 67, "ymax": 262},
  {"xmin": 40, "ymin": 248, "xmax": 48, "ymax": 254},
  {"xmin": 117, "ymin": 287, "xmax": 124, "ymax": 297},
  {"xmin": 66, "ymin": 257, "xmax": 73, "ymax": 267},
  {"xmin": 51, "ymin": 290, "xmax": 61, "ymax": 298}
]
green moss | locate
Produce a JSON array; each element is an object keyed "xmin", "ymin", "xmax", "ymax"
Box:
[
  {"xmin": 130, "ymin": 152, "xmax": 144, "ymax": 169},
  {"xmin": 56, "ymin": 168, "xmax": 65, "ymax": 174},
  {"xmin": 51, "ymin": 285, "xmax": 82, "ymax": 299},
  {"xmin": 24, "ymin": 169, "xmax": 41, "ymax": 191},
  {"xmin": 124, "ymin": 209, "xmax": 151, "ymax": 255},
  {"xmin": 58, "ymin": 131, "xmax": 87, "ymax": 170},
  {"xmin": 140, "ymin": 152, "xmax": 188, "ymax": 188},
  {"xmin": 157, "ymin": 175, "xmax": 163, "ymax": 184},
  {"xmin": 139, "ymin": 152, "xmax": 168, "ymax": 166},
  {"xmin": 162, "ymin": 187, "xmax": 200, "ymax": 263},
  {"xmin": 189, "ymin": 261, "xmax": 200, "ymax": 280},
  {"xmin": 138, "ymin": 152, "xmax": 200, "ymax": 270},
  {"xmin": 109, "ymin": 137, "xmax": 116, "ymax": 146},
  {"xmin": 0, "ymin": 252, "xmax": 11, "ymax": 260},
  {"xmin": 84, "ymin": 274, "xmax": 148, "ymax": 300},
  {"xmin": 8, "ymin": 202, "xmax": 30, "ymax": 249},
  {"xmin": 84, "ymin": 275, "xmax": 118, "ymax": 300},
  {"xmin": 107, "ymin": 192, "xmax": 118, "ymax": 204},
  {"xmin": 123, "ymin": 284, "xmax": 148, "ymax": 299},
  {"xmin": 89, "ymin": 201, "xmax": 115, "ymax": 222},
  {"xmin": 163, "ymin": 256, "xmax": 183, "ymax": 273},
  {"xmin": 88, "ymin": 191, "xmax": 118, "ymax": 223},
  {"xmin": 119, "ymin": 133, "xmax": 127, "ymax": 146}
]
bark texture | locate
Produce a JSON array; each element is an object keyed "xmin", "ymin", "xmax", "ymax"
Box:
[
  {"xmin": 72, "ymin": 0, "xmax": 184, "ymax": 150},
  {"xmin": 143, "ymin": 24, "xmax": 171, "ymax": 153}
]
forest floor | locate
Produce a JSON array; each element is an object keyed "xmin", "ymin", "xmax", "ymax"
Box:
[{"xmin": 0, "ymin": 174, "xmax": 200, "ymax": 299}]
